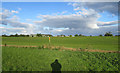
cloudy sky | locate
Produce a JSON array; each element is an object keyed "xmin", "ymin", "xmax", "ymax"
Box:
[{"xmin": 0, "ymin": 2, "xmax": 119, "ymax": 36}]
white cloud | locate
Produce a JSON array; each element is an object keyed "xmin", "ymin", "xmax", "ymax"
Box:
[
  {"xmin": 33, "ymin": 7, "xmax": 118, "ymax": 36},
  {"xmin": 0, "ymin": 9, "xmax": 12, "ymax": 19},
  {"xmin": 69, "ymin": 2, "xmax": 118, "ymax": 15},
  {"xmin": 74, "ymin": 7, "xmax": 80, "ymax": 11},
  {"xmin": 34, "ymin": 8, "xmax": 100, "ymax": 30},
  {"xmin": 37, "ymin": 24, "xmax": 118, "ymax": 36},
  {"xmin": 10, "ymin": 15, "xmax": 20, "ymax": 21},
  {"xmin": 0, "ymin": 9, "xmax": 35, "ymax": 34},
  {"xmin": 1, "ymin": 27, "xmax": 26, "ymax": 34},
  {"xmin": 1, "ymin": 26, "xmax": 35, "ymax": 35},
  {"xmin": 52, "ymin": 28, "xmax": 69, "ymax": 32},
  {"xmin": 97, "ymin": 21, "xmax": 119, "ymax": 26},
  {"xmin": 11, "ymin": 10, "xmax": 19, "ymax": 13}
]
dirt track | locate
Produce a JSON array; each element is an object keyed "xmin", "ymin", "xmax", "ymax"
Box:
[{"xmin": 1, "ymin": 45, "xmax": 120, "ymax": 53}]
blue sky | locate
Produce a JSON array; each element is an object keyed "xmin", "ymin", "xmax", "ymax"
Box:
[
  {"xmin": 3, "ymin": 2, "xmax": 74, "ymax": 22},
  {"xmin": 0, "ymin": 2, "xmax": 119, "ymax": 36}
]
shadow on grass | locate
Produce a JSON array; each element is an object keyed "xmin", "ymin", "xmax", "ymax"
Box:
[{"xmin": 51, "ymin": 59, "xmax": 62, "ymax": 73}]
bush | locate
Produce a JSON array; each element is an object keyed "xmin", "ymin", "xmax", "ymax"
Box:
[
  {"xmin": 69, "ymin": 35, "xmax": 72, "ymax": 37},
  {"xmin": 38, "ymin": 46, "xmax": 43, "ymax": 49},
  {"xmin": 74, "ymin": 34, "xmax": 78, "ymax": 37},
  {"xmin": 79, "ymin": 34, "xmax": 83, "ymax": 36}
]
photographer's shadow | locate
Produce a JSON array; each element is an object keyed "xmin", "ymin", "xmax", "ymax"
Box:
[{"xmin": 51, "ymin": 59, "xmax": 62, "ymax": 73}]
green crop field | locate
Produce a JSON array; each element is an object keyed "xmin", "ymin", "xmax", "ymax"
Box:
[
  {"xmin": 2, "ymin": 36, "xmax": 120, "ymax": 71},
  {"xmin": 2, "ymin": 47, "xmax": 119, "ymax": 71},
  {"xmin": 2, "ymin": 36, "xmax": 119, "ymax": 51}
]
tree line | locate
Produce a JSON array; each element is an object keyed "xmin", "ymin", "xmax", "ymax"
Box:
[
  {"xmin": 1, "ymin": 32, "xmax": 120, "ymax": 37},
  {"xmin": 2, "ymin": 34, "xmax": 29, "ymax": 37},
  {"xmin": 74, "ymin": 32, "xmax": 115, "ymax": 37}
]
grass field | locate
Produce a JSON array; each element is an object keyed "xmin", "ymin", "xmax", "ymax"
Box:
[
  {"xmin": 2, "ymin": 36, "xmax": 119, "ymax": 71},
  {"xmin": 2, "ymin": 47, "xmax": 119, "ymax": 71},
  {"xmin": 2, "ymin": 36, "xmax": 119, "ymax": 51}
]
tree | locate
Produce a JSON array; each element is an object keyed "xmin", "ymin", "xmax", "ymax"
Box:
[
  {"xmin": 90, "ymin": 35, "xmax": 92, "ymax": 37},
  {"xmin": 79, "ymin": 34, "xmax": 83, "ymax": 36},
  {"xmin": 99, "ymin": 34, "xmax": 102, "ymax": 36},
  {"xmin": 15, "ymin": 33, "xmax": 18, "ymax": 37},
  {"xmin": 69, "ymin": 35, "xmax": 72, "ymax": 37},
  {"xmin": 104, "ymin": 32, "xmax": 113, "ymax": 36},
  {"xmin": 49, "ymin": 35, "xmax": 53, "ymax": 37},
  {"xmin": 37, "ymin": 33, "xmax": 42, "ymax": 37},
  {"xmin": 10, "ymin": 35, "xmax": 14, "ymax": 37},
  {"xmin": 2, "ymin": 34, "xmax": 7, "ymax": 37},
  {"xmin": 26, "ymin": 35, "xmax": 29, "ymax": 37},
  {"xmin": 19, "ymin": 34, "xmax": 26, "ymax": 37},
  {"xmin": 74, "ymin": 34, "xmax": 78, "ymax": 37}
]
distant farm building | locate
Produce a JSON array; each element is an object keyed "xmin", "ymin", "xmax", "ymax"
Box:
[
  {"xmin": 29, "ymin": 34, "xmax": 37, "ymax": 37},
  {"xmin": 57, "ymin": 35, "xmax": 65, "ymax": 37}
]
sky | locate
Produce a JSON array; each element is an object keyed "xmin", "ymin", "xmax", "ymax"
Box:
[{"xmin": 0, "ymin": 2, "xmax": 119, "ymax": 36}]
